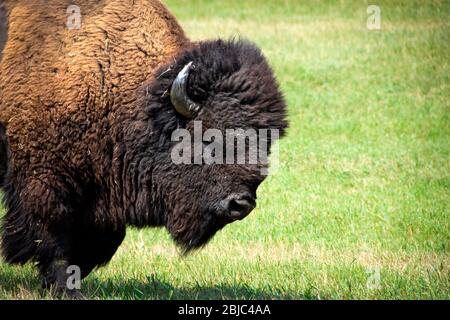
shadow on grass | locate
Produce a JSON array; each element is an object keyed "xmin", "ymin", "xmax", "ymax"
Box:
[
  {"xmin": 82, "ymin": 275, "xmax": 305, "ymax": 300},
  {"xmin": 0, "ymin": 266, "xmax": 314, "ymax": 299}
]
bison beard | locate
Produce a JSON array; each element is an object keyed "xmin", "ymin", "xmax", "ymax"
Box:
[{"xmin": 0, "ymin": 0, "xmax": 287, "ymax": 296}]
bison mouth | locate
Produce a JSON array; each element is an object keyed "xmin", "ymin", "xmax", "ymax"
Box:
[
  {"xmin": 169, "ymin": 213, "xmax": 226, "ymax": 253},
  {"xmin": 168, "ymin": 193, "xmax": 256, "ymax": 253}
]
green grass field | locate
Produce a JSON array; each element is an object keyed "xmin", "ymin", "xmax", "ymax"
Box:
[{"xmin": 0, "ymin": 0, "xmax": 449, "ymax": 299}]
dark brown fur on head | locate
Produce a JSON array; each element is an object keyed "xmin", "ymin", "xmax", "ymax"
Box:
[{"xmin": 126, "ymin": 39, "xmax": 288, "ymax": 252}]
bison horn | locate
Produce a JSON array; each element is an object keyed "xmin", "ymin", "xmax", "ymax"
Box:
[{"xmin": 170, "ymin": 62, "xmax": 202, "ymax": 118}]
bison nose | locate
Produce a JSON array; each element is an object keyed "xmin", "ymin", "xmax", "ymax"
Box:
[{"xmin": 221, "ymin": 193, "xmax": 256, "ymax": 221}]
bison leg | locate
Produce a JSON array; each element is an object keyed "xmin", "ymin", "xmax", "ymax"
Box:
[
  {"xmin": 1, "ymin": 175, "xmax": 82, "ymax": 297},
  {"xmin": 68, "ymin": 226, "xmax": 126, "ymax": 280},
  {"xmin": 36, "ymin": 223, "xmax": 126, "ymax": 298},
  {"xmin": 39, "ymin": 251, "xmax": 82, "ymax": 298},
  {"xmin": 36, "ymin": 224, "xmax": 85, "ymax": 298}
]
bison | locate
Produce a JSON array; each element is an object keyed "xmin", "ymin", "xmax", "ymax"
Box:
[{"xmin": 0, "ymin": 0, "xmax": 287, "ymax": 296}]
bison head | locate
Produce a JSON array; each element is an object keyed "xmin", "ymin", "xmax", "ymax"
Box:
[{"xmin": 133, "ymin": 39, "xmax": 287, "ymax": 252}]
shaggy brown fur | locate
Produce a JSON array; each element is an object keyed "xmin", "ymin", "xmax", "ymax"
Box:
[{"xmin": 0, "ymin": 0, "xmax": 287, "ymax": 296}]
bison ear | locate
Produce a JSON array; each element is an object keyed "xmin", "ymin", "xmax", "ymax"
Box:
[{"xmin": 170, "ymin": 62, "xmax": 202, "ymax": 118}]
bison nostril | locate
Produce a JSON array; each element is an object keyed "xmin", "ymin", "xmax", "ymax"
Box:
[
  {"xmin": 223, "ymin": 194, "xmax": 256, "ymax": 220},
  {"xmin": 229, "ymin": 199, "xmax": 251, "ymax": 213}
]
